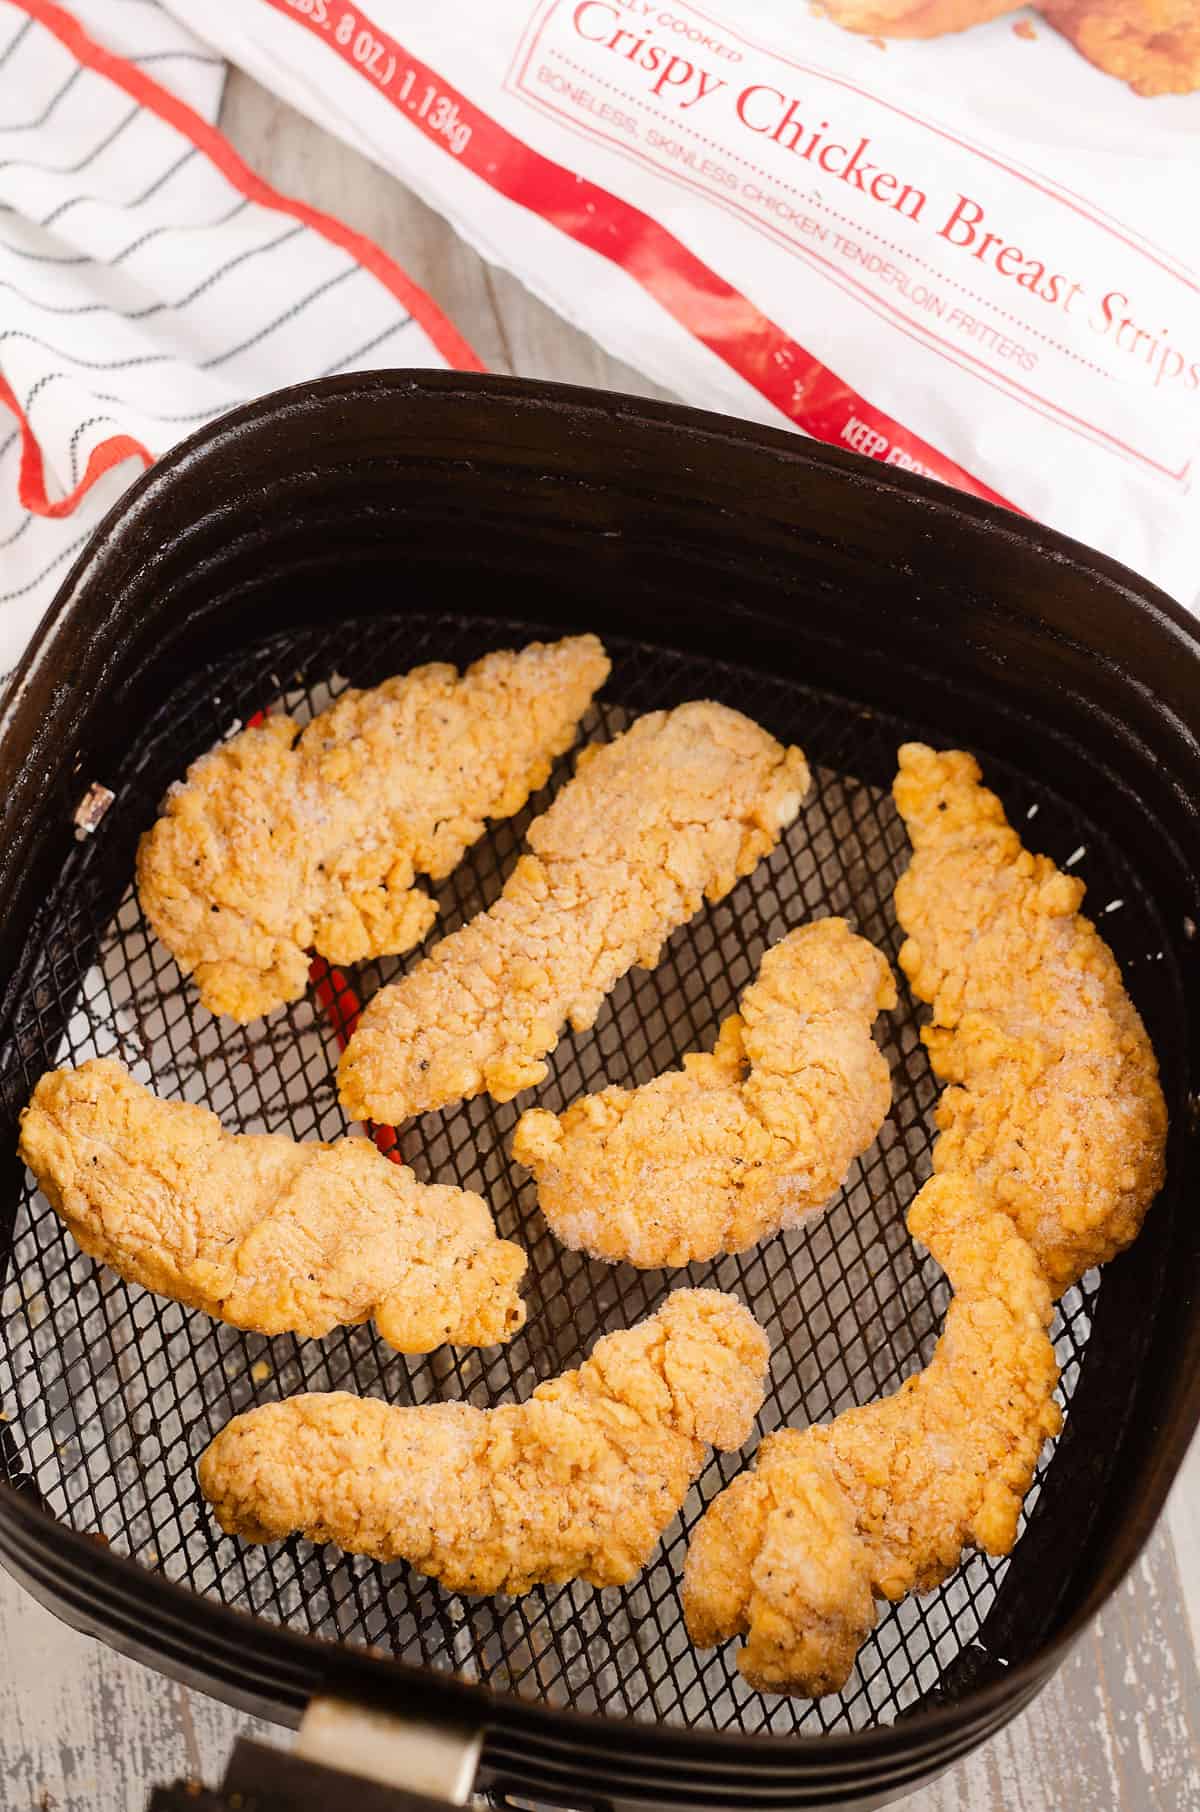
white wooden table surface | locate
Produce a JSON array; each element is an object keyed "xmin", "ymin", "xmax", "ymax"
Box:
[{"xmin": 3, "ymin": 70, "xmax": 1199, "ymax": 1812}]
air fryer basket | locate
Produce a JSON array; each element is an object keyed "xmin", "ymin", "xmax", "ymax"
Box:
[{"xmin": 0, "ymin": 374, "xmax": 1197, "ymax": 1812}]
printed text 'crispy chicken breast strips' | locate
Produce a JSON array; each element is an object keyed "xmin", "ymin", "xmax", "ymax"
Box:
[
  {"xmin": 893, "ymin": 744, "xmax": 1167, "ymax": 1293},
  {"xmin": 338, "ymin": 702, "xmax": 811, "ymax": 1124},
  {"xmin": 512, "ymin": 918, "xmax": 896, "ymax": 1268},
  {"xmin": 19, "ymin": 1059, "xmax": 526, "ymax": 1353},
  {"xmin": 136, "ymin": 635, "xmax": 610, "ymax": 1022},
  {"xmin": 199, "ymin": 1289, "xmax": 769, "ymax": 1594},
  {"xmin": 683, "ymin": 1175, "xmax": 1061, "ymax": 1696}
]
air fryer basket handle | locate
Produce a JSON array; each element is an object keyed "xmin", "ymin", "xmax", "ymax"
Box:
[{"xmin": 147, "ymin": 1696, "xmax": 484, "ymax": 1812}]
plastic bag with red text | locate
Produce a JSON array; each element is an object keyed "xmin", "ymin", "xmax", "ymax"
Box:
[{"xmin": 164, "ymin": 0, "xmax": 1200, "ymax": 601}]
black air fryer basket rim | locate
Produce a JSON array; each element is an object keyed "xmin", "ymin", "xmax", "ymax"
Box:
[{"xmin": 0, "ymin": 372, "xmax": 1197, "ymax": 1800}]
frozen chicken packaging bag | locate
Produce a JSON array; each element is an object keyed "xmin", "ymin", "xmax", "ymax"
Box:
[{"xmin": 165, "ymin": 0, "xmax": 1200, "ymax": 599}]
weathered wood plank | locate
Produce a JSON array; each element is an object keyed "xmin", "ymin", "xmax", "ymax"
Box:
[
  {"xmin": 216, "ymin": 69, "xmax": 674, "ymax": 405},
  {"xmin": 1168, "ymin": 1415, "xmax": 1200, "ymax": 1664},
  {"xmin": 914, "ymin": 1528, "xmax": 1200, "ymax": 1812},
  {"xmin": 0, "ymin": 1562, "xmax": 274, "ymax": 1810}
]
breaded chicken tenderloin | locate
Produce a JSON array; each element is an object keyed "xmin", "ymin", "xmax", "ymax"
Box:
[
  {"xmin": 1040, "ymin": 0, "xmax": 1200, "ymax": 96},
  {"xmin": 893, "ymin": 744, "xmax": 1166, "ymax": 1292},
  {"xmin": 816, "ymin": 0, "xmax": 1017, "ymax": 37},
  {"xmin": 817, "ymin": 0, "xmax": 1200, "ymax": 94},
  {"xmin": 513, "ymin": 918, "xmax": 895, "ymax": 1268},
  {"xmin": 683, "ymin": 1175, "xmax": 1061, "ymax": 1695},
  {"xmin": 137, "ymin": 635, "xmax": 610, "ymax": 1021},
  {"xmin": 339, "ymin": 702, "xmax": 810, "ymax": 1123},
  {"xmin": 684, "ymin": 744, "xmax": 1166, "ymax": 1697},
  {"xmin": 19, "ymin": 1059, "xmax": 525, "ymax": 1352},
  {"xmin": 199, "ymin": 1289, "xmax": 769, "ymax": 1593}
]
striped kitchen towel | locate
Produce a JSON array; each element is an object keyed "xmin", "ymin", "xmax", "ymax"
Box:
[{"xmin": 0, "ymin": 0, "xmax": 480, "ymax": 684}]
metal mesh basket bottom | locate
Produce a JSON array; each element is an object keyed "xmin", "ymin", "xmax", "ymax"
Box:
[{"xmin": 1, "ymin": 613, "xmax": 1158, "ymax": 1738}]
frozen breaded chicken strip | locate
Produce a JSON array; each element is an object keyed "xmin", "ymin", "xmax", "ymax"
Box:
[
  {"xmin": 19, "ymin": 1059, "xmax": 525, "ymax": 1353},
  {"xmin": 339, "ymin": 702, "xmax": 811, "ymax": 1123},
  {"xmin": 816, "ymin": 0, "xmax": 1017, "ymax": 37},
  {"xmin": 893, "ymin": 744, "xmax": 1167, "ymax": 1292},
  {"xmin": 199, "ymin": 1289, "xmax": 769, "ymax": 1593},
  {"xmin": 136, "ymin": 635, "xmax": 610, "ymax": 1021},
  {"xmin": 513, "ymin": 918, "xmax": 895, "ymax": 1268},
  {"xmin": 1040, "ymin": 0, "xmax": 1200, "ymax": 95},
  {"xmin": 683, "ymin": 1175, "xmax": 1061, "ymax": 1696}
]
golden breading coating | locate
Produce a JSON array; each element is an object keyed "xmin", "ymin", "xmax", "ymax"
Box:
[
  {"xmin": 817, "ymin": 0, "xmax": 1199, "ymax": 92},
  {"xmin": 512, "ymin": 918, "xmax": 896, "ymax": 1268},
  {"xmin": 198, "ymin": 1289, "xmax": 769, "ymax": 1593},
  {"xmin": 682, "ymin": 1175, "xmax": 1061, "ymax": 1695},
  {"xmin": 815, "ymin": 0, "xmax": 1017, "ymax": 38},
  {"xmin": 1040, "ymin": 0, "xmax": 1200, "ymax": 95},
  {"xmin": 136, "ymin": 636, "xmax": 610, "ymax": 1022},
  {"xmin": 19, "ymin": 1059, "xmax": 526, "ymax": 1353},
  {"xmin": 681, "ymin": 744, "xmax": 1164, "ymax": 1695},
  {"xmin": 893, "ymin": 744, "xmax": 1167, "ymax": 1292},
  {"xmin": 339, "ymin": 703, "xmax": 810, "ymax": 1124}
]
